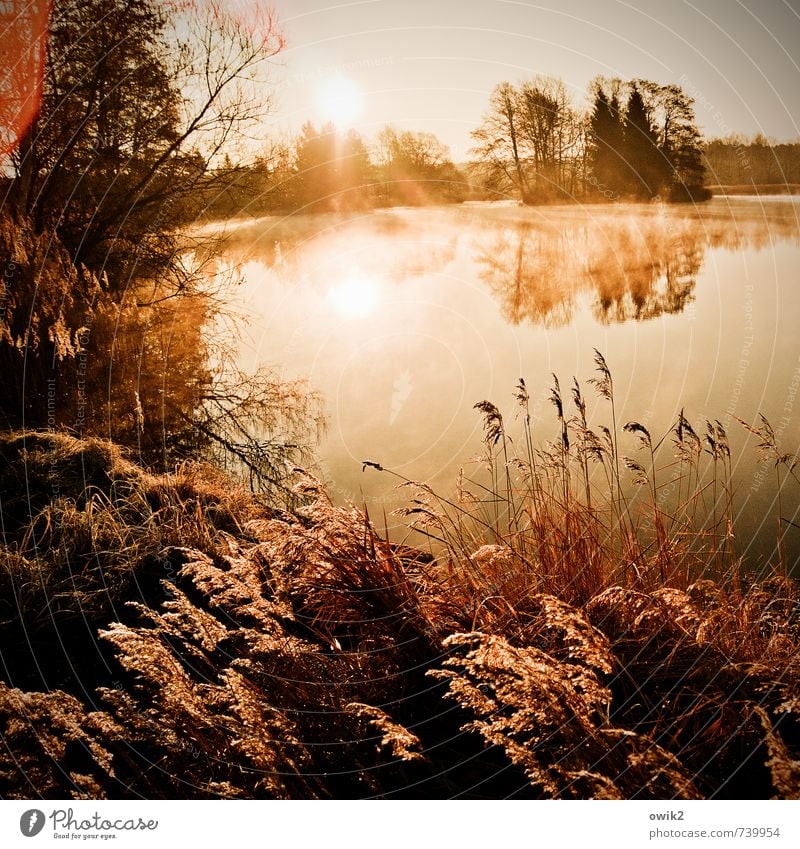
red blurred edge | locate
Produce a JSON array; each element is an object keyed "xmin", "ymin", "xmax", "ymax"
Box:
[{"xmin": 0, "ymin": 0, "xmax": 52, "ymax": 156}]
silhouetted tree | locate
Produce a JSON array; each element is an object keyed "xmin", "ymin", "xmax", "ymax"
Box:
[
  {"xmin": 338, "ymin": 129, "xmax": 374, "ymax": 205},
  {"xmin": 470, "ymin": 82, "xmax": 531, "ymax": 200},
  {"xmin": 587, "ymin": 84, "xmax": 626, "ymax": 197},
  {"xmin": 6, "ymin": 0, "xmax": 284, "ymax": 288},
  {"xmin": 642, "ymin": 82, "xmax": 708, "ymax": 200},
  {"xmin": 604, "ymin": 80, "xmax": 709, "ymax": 201},
  {"xmin": 622, "ymin": 85, "xmax": 668, "ymax": 198},
  {"xmin": 375, "ymin": 126, "xmax": 465, "ymax": 204},
  {"xmin": 517, "ymin": 76, "xmax": 583, "ymax": 199},
  {"xmin": 292, "ymin": 122, "xmax": 374, "ymax": 211},
  {"xmin": 703, "ymin": 135, "xmax": 800, "ymax": 188}
]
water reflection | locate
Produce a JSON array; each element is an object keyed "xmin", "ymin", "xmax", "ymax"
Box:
[
  {"xmin": 209, "ymin": 210, "xmax": 458, "ymax": 286},
  {"xmin": 475, "ymin": 202, "xmax": 800, "ymax": 328},
  {"xmin": 209, "ymin": 200, "xmax": 800, "ymax": 334},
  {"xmin": 208, "ymin": 198, "xmax": 800, "ymax": 567}
]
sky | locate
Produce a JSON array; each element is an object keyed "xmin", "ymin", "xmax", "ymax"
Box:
[{"xmin": 264, "ymin": 0, "xmax": 800, "ymax": 160}]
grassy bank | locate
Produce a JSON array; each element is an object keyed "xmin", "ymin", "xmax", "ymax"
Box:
[{"xmin": 0, "ymin": 415, "xmax": 798, "ymax": 799}]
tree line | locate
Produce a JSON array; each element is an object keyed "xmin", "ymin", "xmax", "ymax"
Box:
[
  {"xmin": 207, "ymin": 74, "xmax": 714, "ymax": 218},
  {"xmin": 211, "ymin": 81, "xmax": 800, "ymax": 215},
  {"xmin": 204, "ymin": 122, "xmax": 467, "ymax": 217},
  {"xmin": 702, "ymin": 135, "xmax": 800, "ymax": 188}
]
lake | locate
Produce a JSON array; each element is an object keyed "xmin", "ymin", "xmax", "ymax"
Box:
[{"xmin": 213, "ymin": 197, "xmax": 800, "ymax": 570}]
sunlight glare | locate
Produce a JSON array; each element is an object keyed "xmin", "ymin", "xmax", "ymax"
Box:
[
  {"xmin": 315, "ymin": 75, "xmax": 364, "ymax": 128},
  {"xmin": 328, "ymin": 271, "xmax": 379, "ymax": 319}
]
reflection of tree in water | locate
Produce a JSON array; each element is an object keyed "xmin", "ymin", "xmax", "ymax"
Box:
[
  {"xmin": 477, "ymin": 225, "xmax": 578, "ymax": 326},
  {"xmin": 587, "ymin": 219, "xmax": 702, "ymax": 324},
  {"xmin": 477, "ymin": 218, "xmax": 702, "ymax": 326},
  {"xmin": 475, "ymin": 206, "xmax": 800, "ymax": 327}
]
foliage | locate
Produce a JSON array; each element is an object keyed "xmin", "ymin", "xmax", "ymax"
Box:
[
  {"xmin": 200, "ymin": 141, "xmax": 296, "ymax": 218},
  {"xmin": 587, "ymin": 78, "xmax": 708, "ymax": 202},
  {"xmin": 374, "ymin": 126, "xmax": 466, "ymax": 205},
  {"xmin": 587, "ymin": 84, "xmax": 626, "ymax": 196},
  {"xmin": 5, "ymin": 0, "xmax": 284, "ymax": 288},
  {"xmin": 0, "ymin": 9, "xmax": 796, "ymax": 800},
  {"xmin": 470, "ymin": 74, "xmax": 709, "ymax": 203},
  {"xmin": 703, "ymin": 135, "xmax": 800, "ymax": 189},
  {"xmin": 471, "ymin": 77, "xmax": 584, "ymax": 202},
  {"xmin": 199, "ymin": 123, "xmax": 467, "ymax": 217},
  {"xmin": 637, "ymin": 81, "xmax": 709, "ymax": 201},
  {"xmin": 290, "ymin": 122, "xmax": 374, "ymax": 212},
  {"xmin": 382, "ymin": 353, "xmax": 799, "ymax": 596}
]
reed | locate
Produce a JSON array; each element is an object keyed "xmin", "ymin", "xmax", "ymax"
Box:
[
  {"xmin": 0, "ymin": 359, "xmax": 798, "ymax": 799},
  {"xmin": 380, "ymin": 354, "xmax": 797, "ymax": 602}
]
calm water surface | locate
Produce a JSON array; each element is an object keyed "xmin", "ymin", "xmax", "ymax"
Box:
[{"xmin": 215, "ymin": 198, "xmax": 800, "ymax": 568}]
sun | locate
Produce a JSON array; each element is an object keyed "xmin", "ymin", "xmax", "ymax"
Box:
[{"xmin": 315, "ymin": 75, "xmax": 364, "ymax": 128}]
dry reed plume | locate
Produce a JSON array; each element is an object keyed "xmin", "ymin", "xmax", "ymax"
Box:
[{"xmin": 1, "ymin": 354, "xmax": 798, "ymax": 798}]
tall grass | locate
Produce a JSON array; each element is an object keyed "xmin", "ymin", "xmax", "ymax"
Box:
[
  {"xmin": 373, "ymin": 351, "xmax": 797, "ymax": 609},
  {"xmin": 0, "ymin": 360, "xmax": 798, "ymax": 799}
]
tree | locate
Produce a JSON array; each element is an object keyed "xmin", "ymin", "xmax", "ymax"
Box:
[
  {"xmin": 516, "ymin": 76, "xmax": 582, "ymax": 200},
  {"xmin": 587, "ymin": 82, "xmax": 626, "ymax": 197},
  {"xmin": 470, "ymin": 82, "xmax": 531, "ymax": 200},
  {"xmin": 622, "ymin": 85, "xmax": 668, "ymax": 198},
  {"xmin": 586, "ymin": 78, "xmax": 709, "ymax": 202},
  {"xmin": 338, "ymin": 129, "xmax": 374, "ymax": 205},
  {"xmin": 640, "ymin": 82, "xmax": 708, "ymax": 200},
  {"xmin": 471, "ymin": 78, "xmax": 585, "ymax": 203},
  {"xmin": 6, "ymin": 0, "xmax": 285, "ymax": 288},
  {"xmin": 202, "ymin": 139, "xmax": 296, "ymax": 218},
  {"xmin": 0, "ymin": 0, "xmax": 50, "ymax": 157},
  {"xmin": 702, "ymin": 136, "xmax": 752, "ymax": 186},
  {"xmin": 375, "ymin": 126, "xmax": 464, "ymax": 204},
  {"xmin": 292, "ymin": 122, "xmax": 374, "ymax": 211}
]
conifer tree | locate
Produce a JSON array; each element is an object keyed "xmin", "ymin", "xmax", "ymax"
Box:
[
  {"xmin": 623, "ymin": 85, "xmax": 668, "ymax": 198},
  {"xmin": 588, "ymin": 85, "xmax": 626, "ymax": 197}
]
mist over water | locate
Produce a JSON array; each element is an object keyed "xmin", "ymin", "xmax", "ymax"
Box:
[{"xmin": 215, "ymin": 197, "xmax": 800, "ymax": 570}]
